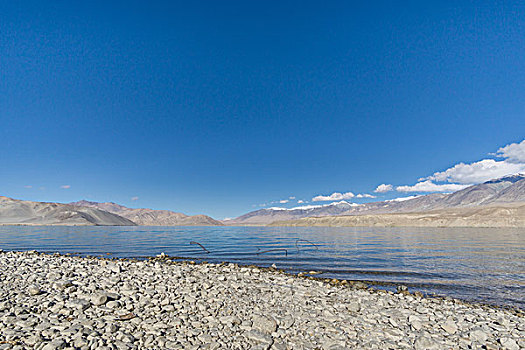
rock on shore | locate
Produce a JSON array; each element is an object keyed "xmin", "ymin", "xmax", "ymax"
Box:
[{"xmin": 0, "ymin": 251, "xmax": 523, "ymax": 349}]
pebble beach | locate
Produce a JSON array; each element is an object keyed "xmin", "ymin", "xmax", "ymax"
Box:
[{"xmin": 0, "ymin": 250, "xmax": 523, "ymax": 350}]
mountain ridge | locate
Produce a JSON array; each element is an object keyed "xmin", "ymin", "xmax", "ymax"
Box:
[
  {"xmin": 69, "ymin": 200, "xmax": 223, "ymax": 226},
  {"xmin": 0, "ymin": 196, "xmax": 136, "ymax": 226},
  {"xmin": 270, "ymin": 203, "xmax": 525, "ymax": 228},
  {"xmin": 228, "ymin": 174, "xmax": 525, "ymax": 225}
]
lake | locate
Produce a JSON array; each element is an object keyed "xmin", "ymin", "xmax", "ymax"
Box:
[{"xmin": 0, "ymin": 225, "xmax": 523, "ymax": 309}]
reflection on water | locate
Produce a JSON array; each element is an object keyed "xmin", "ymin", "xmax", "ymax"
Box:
[{"xmin": 0, "ymin": 226, "xmax": 523, "ymax": 308}]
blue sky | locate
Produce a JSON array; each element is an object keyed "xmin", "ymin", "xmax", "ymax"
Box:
[{"xmin": 1, "ymin": 1, "xmax": 524, "ymax": 218}]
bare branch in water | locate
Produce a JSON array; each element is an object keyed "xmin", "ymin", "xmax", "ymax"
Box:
[
  {"xmin": 295, "ymin": 239, "xmax": 319, "ymax": 251},
  {"xmin": 190, "ymin": 241, "xmax": 210, "ymax": 254},
  {"xmin": 256, "ymin": 248, "xmax": 288, "ymax": 256}
]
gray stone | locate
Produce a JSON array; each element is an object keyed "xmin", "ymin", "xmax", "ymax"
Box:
[
  {"xmin": 66, "ymin": 299, "xmax": 91, "ymax": 310},
  {"xmin": 397, "ymin": 285, "xmax": 408, "ymax": 293},
  {"xmin": 42, "ymin": 339, "xmax": 66, "ymax": 350},
  {"xmin": 91, "ymin": 293, "xmax": 108, "ymax": 306},
  {"xmin": 441, "ymin": 320, "xmax": 457, "ymax": 334},
  {"xmin": 470, "ymin": 329, "xmax": 489, "ymax": 342},
  {"xmin": 500, "ymin": 337, "xmax": 519, "ymax": 350},
  {"xmin": 414, "ymin": 336, "xmax": 439, "ymax": 350},
  {"xmin": 27, "ymin": 285, "xmax": 42, "ymax": 296},
  {"xmin": 246, "ymin": 330, "xmax": 273, "ymax": 345},
  {"xmin": 252, "ymin": 315, "xmax": 277, "ymax": 334},
  {"xmin": 347, "ymin": 301, "xmax": 360, "ymax": 313}
]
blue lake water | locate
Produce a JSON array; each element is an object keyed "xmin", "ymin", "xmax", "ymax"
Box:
[{"xmin": 0, "ymin": 225, "xmax": 523, "ymax": 309}]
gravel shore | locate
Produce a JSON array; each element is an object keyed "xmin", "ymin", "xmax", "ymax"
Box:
[{"xmin": 0, "ymin": 251, "xmax": 523, "ymax": 350}]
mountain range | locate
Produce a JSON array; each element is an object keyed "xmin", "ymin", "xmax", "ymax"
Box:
[
  {"xmin": 1, "ymin": 174, "xmax": 524, "ymax": 227},
  {"xmin": 227, "ymin": 174, "xmax": 525, "ymax": 225},
  {"xmin": 69, "ymin": 200, "xmax": 223, "ymax": 226},
  {"xmin": 0, "ymin": 196, "xmax": 136, "ymax": 226}
]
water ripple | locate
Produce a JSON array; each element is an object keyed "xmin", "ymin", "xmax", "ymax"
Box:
[{"xmin": 0, "ymin": 225, "xmax": 523, "ymax": 308}]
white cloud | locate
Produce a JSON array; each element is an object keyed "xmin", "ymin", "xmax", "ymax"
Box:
[
  {"xmin": 60, "ymin": 185, "xmax": 71, "ymax": 189},
  {"xmin": 396, "ymin": 180, "xmax": 470, "ymax": 193},
  {"xmin": 297, "ymin": 200, "xmax": 304, "ymax": 204},
  {"xmin": 356, "ymin": 193, "xmax": 376, "ymax": 198},
  {"xmin": 131, "ymin": 196, "xmax": 139, "ymax": 201},
  {"xmin": 374, "ymin": 184, "xmax": 393, "ymax": 193},
  {"xmin": 386, "ymin": 195, "xmax": 423, "ymax": 202},
  {"xmin": 312, "ymin": 192, "xmax": 355, "ymax": 202},
  {"xmin": 279, "ymin": 199, "xmax": 289, "ymax": 204},
  {"xmin": 427, "ymin": 159, "xmax": 525, "ymax": 184},
  {"xmin": 289, "ymin": 196, "xmax": 296, "ymax": 199},
  {"xmin": 495, "ymin": 139, "xmax": 525, "ymax": 163},
  {"xmin": 423, "ymin": 139, "xmax": 525, "ymax": 185},
  {"xmin": 24, "ymin": 185, "xmax": 32, "ymax": 189},
  {"xmin": 267, "ymin": 201, "xmax": 361, "ymax": 211}
]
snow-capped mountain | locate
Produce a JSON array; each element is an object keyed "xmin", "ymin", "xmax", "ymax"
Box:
[{"xmin": 229, "ymin": 174, "xmax": 525, "ymax": 225}]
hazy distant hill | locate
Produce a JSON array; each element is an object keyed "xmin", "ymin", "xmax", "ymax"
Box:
[
  {"xmin": 0, "ymin": 196, "xmax": 136, "ymax": 226},
  {"xmin": 70, "ymin": 200, "xmax": 223, "ymax": 226},
  {"xmin": 230, "ymin": 174, "xmax": 525, "ymax": 225},
  {"xmin": 270, "ymin": 204, "xmax": 525, "ymax": 228},
  {"xmin": 227, "ymin": 201, "xmax": 360, "ymax": 225}
]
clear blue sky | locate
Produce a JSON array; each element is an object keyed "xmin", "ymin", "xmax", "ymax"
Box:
[{"xmin": 1, "ymin": 1, "xmax": 524, "ymax": 218}]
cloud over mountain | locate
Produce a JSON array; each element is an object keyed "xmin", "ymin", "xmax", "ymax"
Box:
[
  {"xmin": 356, "ymin": 193, "xmax": 376, "ymax": 198},
  {"xmin": 399, "ymin": 139, "xmax": 525, "ymax": 193},
  {"xmin": 396, "ymin": 180, "xmax": 470, "ymax": 193},
  {"xmin": 312, "ymin": 192, "xmax": 355, "ymax": 202},
  {"xmin": 427, "ymin": 159, "xmax": 525, "ymax": 184},
  {"xmin": 374, "ymin": 184, "xmax": 393, "ymax": 193},
  {"xmin": 495, "ymin": 139, "xmax": 525, "ymax": 163}
]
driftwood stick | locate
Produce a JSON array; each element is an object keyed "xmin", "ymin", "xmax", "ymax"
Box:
[
  {"xmin": 256, "ymin": 248, "xmax": 288, "ymax": 256},
  {"xmin": 189, "ymin": 241, "xmax": 210, "ymax": 254},
  {"xmin": 295, "ymin": 238, "xmax": 319, "ymax": 251}
]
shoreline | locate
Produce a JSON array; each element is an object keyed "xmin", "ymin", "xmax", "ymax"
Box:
[
  {"xmin": 1, "ymin": 250, "xmax": 523, "ymax": 349},
  {"xmin": 1, "ymin": 248, "xmax": 522, "ymax": 313}
]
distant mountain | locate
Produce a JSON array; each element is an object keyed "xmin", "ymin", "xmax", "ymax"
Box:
[
  {"xmin": 483, "ymin": 175, "xmax": 525, "ymax": 204},
  {"xmin": 70, "ymin": 200, "xmax": 223, "ymax": 226},
  {"xmin": 230, "ymin": 174, "xmax": 525, "ymax": 225},
  {"xmin": 0, "ymin": 196, "xmax": 136, "ymax": 226},
  {"xmin": 438, "ymin": 174, "xmax": 525, "ymax": 207},
  {"xmin": 270, "ymin": 204, "xmax": 525, "ymax": 228},
  {"xmin": 228, "ymin": 201, "xmax": 361, "ymax": 225}
]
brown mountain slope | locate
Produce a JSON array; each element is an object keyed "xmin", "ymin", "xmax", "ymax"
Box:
[
  {"xmin": 231, "ymin": 174, "xmax": 525, "ymax": 225},
  {"xmin": 269, "ymin": 204, "xmax": 525, "ymax": 228},
  {"xmin": 70, "ymin": 200, "xmax": 223, "ymax": 226},
  {"xmin": 0, "ymin": 196, "xmax": 136, "ymax": 226}
]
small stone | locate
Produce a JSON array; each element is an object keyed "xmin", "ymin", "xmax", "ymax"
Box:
[
  {"xmin": 106, "ymin": 300, "xmax": 120, "ymax": 308},
  {"xmin": 470, "ymin": 329, "xmax": 489, "ymax": 342},
  {"xmin": 414, "ymin": 336, "xmax": 439, "ymax": 350},
  {"xmin": 53, "ymin": 280, "xmax": 73, "ymax": 291},
  {"xmin": 91, "ymin": 293, "xmax": 108, "ymax": 306},
  {"xmin": 106, "ymin": 324, "xmax": 118, "ymax": 333},
  {"xmin": 280, "ymin": 315, "xmax": 294, "ymax": 329},
  {"xmin": 500, "ymin": 337, "xmax": 519, "ymax": 350},
  {"xmin": 411, "ymin": 320, "xmax": 423, "ymax": 331},
  {"xmin": 397, "ymin": 285, "xmax": 408, "ymax": 293},
  {"xmin": 347, "ymin": 301, "xmax": 361, "ymax": 313},
  {"xmin": 42, "ymin": 339, "xmax": 66, "ymax": 350},
  {"xmin": 441, "ymin": 320, "xmax": 457, "ymax": 334},
  {"xmin": 27, "ymin": 285, "xmax": 42, "ymax": 296},
  {"xmin": 66, "ymin": 299, "xmax": 91, "ymax": 310},
  {"xmin": 246, "ymin": 330, "xmax": 273, "ymax": 345},
  {"xmin": 271, "ymin": 341, "xmax": 287, "ymax": 350},
  {"xmin": 414, "ymin": 291, "xmax": 424, "ymax": 298},
  {"xmin": 252, "ymin": 315, "xmax": 278, "ymax": 334},
  {"xmin": 353, "ymin": 281, "xmax": 367, "ymax": 289}
]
